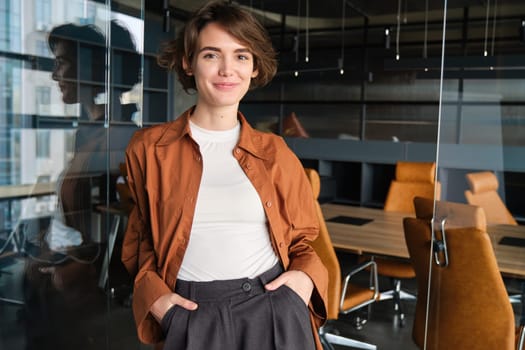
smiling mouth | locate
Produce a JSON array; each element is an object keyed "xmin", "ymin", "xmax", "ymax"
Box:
[{"xmin": 214, "ymin": 82, "xmax": 238, "ymax": 89}]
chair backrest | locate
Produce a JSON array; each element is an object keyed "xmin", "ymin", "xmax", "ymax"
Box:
[
  {"xmin": 384, "ymin": 161, "xmax": 441, "ymax": 213},
  {"xmin": 304, "ymin": 168, "xmax": 341, "ymax": 321},
  {"xmin": 404, "ymin": 197, "xmax": 515, "ymax": 350},
  {"xmin": 282, "ymin": 112, "xmax": 309, "ymax": 138},
  {"xmin": 464, "ymin": 171, "xmax": 517, "ymax": 225}
]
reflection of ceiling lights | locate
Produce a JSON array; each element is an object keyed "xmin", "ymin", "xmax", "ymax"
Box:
[{"xmin": 163, "ymin": 0, "xmax": 170, "ymax": 33}]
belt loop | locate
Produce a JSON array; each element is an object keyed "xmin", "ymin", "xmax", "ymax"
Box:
[
  {"xmin": 259, "ymin": 264, "xmax": 282, "ymax": 285},
  {"xmin": 190, "ymin": 282, "xmax": 196, "ymax": 300}
]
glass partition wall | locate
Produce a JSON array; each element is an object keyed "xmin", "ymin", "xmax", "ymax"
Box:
[
  {"xmin": 0, "ymin": 0, "xmax": 160, "ymax": 348},
  {"xmin": 431, "ymin": 0, "xmax": 525, "ymax": 349}
]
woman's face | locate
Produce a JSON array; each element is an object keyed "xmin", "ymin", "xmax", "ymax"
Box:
[
  {"xmin": 184, "ymin": 22, "xmax": 258, "ymax": 110},
  {"xmin": 51, "ymin": 41, "xmax": 78, "ymax": 104}
]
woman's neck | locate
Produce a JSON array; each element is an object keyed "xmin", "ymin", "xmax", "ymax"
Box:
[{"xmin": 190, "ymin": 104, "xmax": 239, "ymax": 130}]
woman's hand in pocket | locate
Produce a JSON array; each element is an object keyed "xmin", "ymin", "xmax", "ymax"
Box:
[
  {"xmin": 265, "ymin": 270, "xmax": 314, "ymax": 306},
  {"xmin": 150, "ymin": 292, "xmax": 198, "ymax": 323}
]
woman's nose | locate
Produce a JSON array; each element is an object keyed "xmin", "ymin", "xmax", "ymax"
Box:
[
  {"xmin": 218, "ymin": 58, "xmax": 233, "ymax": 76},
  {"xmin": 51, "ymin": 63, "xmax": 60, "ymax": 81}
]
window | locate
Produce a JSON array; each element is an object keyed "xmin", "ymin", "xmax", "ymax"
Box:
[
  {"xmin": 36, "ymin": 130, "xmax": 50, "ymax": 158},
  {"xmin": 35, "ymin": 85, "xmax": 50, "ymax": 115},
  {"xmin": 34, "ymin": 0, "xmax": 51, "ymax": 31}
]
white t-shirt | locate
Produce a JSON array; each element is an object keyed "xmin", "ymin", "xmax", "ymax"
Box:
[{"xmin": 177, "ymin": 121, "xmax": 279, "ymax": 281}]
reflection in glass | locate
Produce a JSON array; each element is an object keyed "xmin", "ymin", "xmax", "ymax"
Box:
[{"xmin": 18, "ymin": 20, "xmax": 140, "ymax": 349}]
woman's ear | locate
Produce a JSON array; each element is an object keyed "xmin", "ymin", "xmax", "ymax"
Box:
[
  {"xmin": 182, "ymin": 56, "xmax": 193, "ymax": 76},
  {"xmin": 251, "ymin": 69, "xmax": 259, "ymax": 79}
]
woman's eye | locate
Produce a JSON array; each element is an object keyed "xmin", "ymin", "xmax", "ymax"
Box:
[
  {"xmin": 238, "ymin": 54, "xmax": 250, "ymax": 61},
  {"xmin": 203, "ymin": 52, "xmax": 218, "ymax": 59}
]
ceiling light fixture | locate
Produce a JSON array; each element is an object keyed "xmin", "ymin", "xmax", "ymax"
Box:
[
  {"xmin": 395, "ymin": 0, "xmax": 402, "ymax": 60},
  {"xmin": 489, "ymin": 0, "xmax": 498, "ymax": 70},
  {"xmin": 305, "ymin": 0, "xmax": 310, "ymax": 63},
  {"xmin": 384, "ymin": 27, "xmax": 391, "ymax": 49},
  {"xmin": 483, "ymin": 0, "xmax": 491, "ymax": 57},
  {"xmin": 294, "ymin": 0, "xmax": 301, "ymax": 77},
  {"xmin": 339, "ymin": 0, "xmax": 346, "ymax": 75},
  {"xmin": 490, "ymin": 0, "xmax": 498, "ymax": 56},
  {"xmin": 423, "ymin": 0, "xmax": 429, "ymax": 71}
]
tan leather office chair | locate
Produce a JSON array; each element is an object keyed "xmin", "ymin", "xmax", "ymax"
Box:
[
  {"xmin": 364, "ymin": 161, "xmax": 441, "ymax": 324},
  {"xmin": 282, "ymin": 112, "xmax": 309, "ymax": 138},
  {"xmin": 305, "ymin": 168, "xmax": 379, "ymax": 350},
  {"xmin": 404, "ymin": 196, "xmax": 517, "ymax": 350},
  {"xmin": 465, "ymin": 171, "xmax": 523, "ymax": 314},
  {"xmin": 464, "ymin": 171, "xmax": 518, "ymax": 225}
]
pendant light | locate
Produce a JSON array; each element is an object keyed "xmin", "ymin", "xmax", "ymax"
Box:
[
  {"xmin": 490, "ymin": 0, "xmax": 498, "ymax": 56},
  {"xmin": 294, "ymin": 0, "xmax": 301, "ymax": 77},
  {"xmin": 423, "ymin": 0, "xmax": 429, "ymax": 71},
  {"xmin": 339, "ymin": 0, "xmax": 346, "ymax": 75},
  {"xmin": 396, "ymin": 0, "xmax": 402, "ymax": 60},
  {"xmin": 483, "ymin": 0, "xmax": 491, "ymax": 57},
  {"xmin": 305, "ymin": 0, "xmax": 310, "ymax": 63}
]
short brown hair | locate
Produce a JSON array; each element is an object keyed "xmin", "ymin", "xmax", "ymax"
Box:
[{"xmin": 157, "ymin": 0, "xmax": 277, "ymax": 92}]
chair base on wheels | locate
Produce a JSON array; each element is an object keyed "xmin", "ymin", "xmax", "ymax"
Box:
[
  {"xmin": 377, "ymin": 278, "xmax": 416, "ymax": 327},
  {"xmin": 320, "ymin": 325, "xmax": 377, "ymax": 350}
]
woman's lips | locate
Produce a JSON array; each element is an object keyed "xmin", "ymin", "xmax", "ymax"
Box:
[{"xmin": 214, "ymin": 82, "xmax": 238, "ymax": 90}]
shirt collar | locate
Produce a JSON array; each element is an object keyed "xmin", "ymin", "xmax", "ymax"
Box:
[{"xmin": 156, "ymin": 106, "xmax": 269, "ymax": 160}]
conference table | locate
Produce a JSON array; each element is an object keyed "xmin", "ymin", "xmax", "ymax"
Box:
[
  {"xmin": 0, "ymin": 182, "xmax": 56, "ymax": 201},
  {"xmin": 321, "ymin": 202, "xmax": 525, "ymax": 278},
  {"xmin": 0, "ymin": 182, "xmax": 57, "ymax": 228}
]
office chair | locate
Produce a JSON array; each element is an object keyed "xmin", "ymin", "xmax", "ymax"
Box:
[
  {"xmin": 362, "ymin": 161, "xmax": 440, "ymax": 325},
  {"xmin": 305, "ymin": 168, "xmax": 380, "ymax": 350},
  {"xmin": 282, "ymin": 112, "xmax": 310, "ymax": 138},
  {"xmin": 465, "ymin": 171, "xmax": 523, "ymax": 305},
  {"xmin": 0, "ymin": 220, "xmax": 35, "ymax": 306},
  {"xmin": 464, "ymin": 171, "xmax": 518, "ymax": 225},
  {"xmin": 0, "ymin": 232, "xmax": 24, "ymax": 305},
  {"xmin": 404, "ymin": 196, "xmax": 517, "ymax": 350}
]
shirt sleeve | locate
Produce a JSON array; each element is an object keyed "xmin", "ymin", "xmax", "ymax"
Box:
[
  {"xmin": 277, "ymin": 142, "xmax": 329, "ymax": 329},
  {"xmin": 122, "ymin": 133, "xmax": 172, "ymax": 344}
]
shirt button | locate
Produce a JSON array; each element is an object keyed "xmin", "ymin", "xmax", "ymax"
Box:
[
  {"xmin": 242, "ymin": 282, "xmax": 252, "ymax": 292},
  {"xmin": 195, "ymin": 156, "xmax": 201, "ymax": 162},
  {"xmin": 246, "ymin": 163, "xmax": 251, "ymax": 170},
  {"xmin": 279, "ymin": 242, "xmax": 284, "ymax": 248},
  {"xmin": 266, "ymin": 201, "xmax": 272, "ymax": 208},
  {"xmin": 235, "ymin": 148, "xmax": 241, "ymax": 154}
]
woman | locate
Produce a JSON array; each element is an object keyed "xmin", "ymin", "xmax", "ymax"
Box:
[{"xmin": 122, "ymin": 1, "xmax": 328, "ymax": 349}]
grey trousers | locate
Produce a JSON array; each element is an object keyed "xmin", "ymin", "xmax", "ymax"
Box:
[{"xmin": 161, "ymin": 264, "xmax": 315, "ymax": 350}]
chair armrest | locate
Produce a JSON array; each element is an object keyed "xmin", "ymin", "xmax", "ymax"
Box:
[{"xmin": 339, "ymin": 260, "xmax": 380, "ymax": 313}]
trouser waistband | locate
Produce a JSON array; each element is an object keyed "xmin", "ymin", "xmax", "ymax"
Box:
[{"xmin": 175, "ymin": 264, "xmax": 283, "ymax": 302}]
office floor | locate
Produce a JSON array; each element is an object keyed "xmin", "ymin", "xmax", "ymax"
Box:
[{"xmin": 0, "ymin": 250, "xmax": 522, "ymax": 350}]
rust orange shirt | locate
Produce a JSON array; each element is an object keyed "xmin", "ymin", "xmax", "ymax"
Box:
[{"xmin": 121, "ymin": 107, "xmax": 328, "ymax": 346}]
